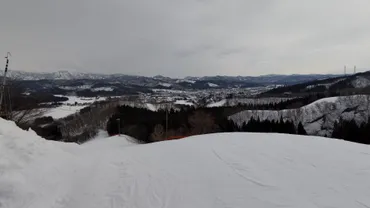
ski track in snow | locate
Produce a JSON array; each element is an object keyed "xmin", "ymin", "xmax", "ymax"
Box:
[{"xmin": 2, "ymin": 118, "xmax": 370, "ymax": 208}]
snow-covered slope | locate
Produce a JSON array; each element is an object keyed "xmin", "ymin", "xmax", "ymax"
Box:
[
  {"xmin": 229, "ymin": 95, "xmax": 370, "ymax": 136},
  {"xmin": 207, "ymin": 99, "xmax": 227, "ymax": 107},
  {"xmin": 351, "ymin": 76, "xmax": 370, "ymax": 88},
  {"xmin": 2, "ymin": 118, "xmax": 370, "ymax": 208}
]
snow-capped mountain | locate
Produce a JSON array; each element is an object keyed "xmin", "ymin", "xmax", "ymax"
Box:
[{"xmin": 8, "ymin": 70, "xmax": 111, "ymax": 80}]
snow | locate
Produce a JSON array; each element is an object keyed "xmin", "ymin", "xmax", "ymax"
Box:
[
  {"xmin": 159, "ymin": 83, "xmax": 172, "ymax": 87},
  {"xmin": 207, "ymin": 99, "xmax": 227, "ymax": 107},
  {"xmin": 2, "ymin": 118, "xmax": 370, "ymax": 208},
  {"xmin": 60, "ymin": 96, "xmax": 107, "ymax": 105},
  {"xmin": 38, "ymin": 96, "xmax": 108, "ymax": 119},
  {"xmin": 43, "ymin": 105, "xmax": 87, "ymax": 119},
  {"xmin": 227, "ymin": 97, "xmax": 294, "ymax": 106},
  {"xmin": 176, "ymin": 79, "xmax": 196, "ymax": 84},
  {"xmin": 174, "ymin": 100, "xmax": 194, "ymax": 106},
  {"xmin": 60, "ymin": 85, "xmax": 92, "ymax": 90},
  {"xmin": 304, "ymin": 96, "xmax": 338, "ymax": 108},
  {"xmin": 146, "ymin": 103, "xmax": 158, "ymax": 111},
  {"xmin": 352, "ymin": 76, "xmax": 370, "ymax": 88},
  {"xmin": 208, "ymin": 82, "xmax": 219, "ymax": 87},
  {"xmin": 230, "ymin": 95, "xmax": 370, "ymax": 136},
  {"xmin": 91, "ymin": 87, "xmax": 114, "ymax": 92},
  {"xmin": 305, "ymin": 78, "xmax": 346, "ymax": 90}
]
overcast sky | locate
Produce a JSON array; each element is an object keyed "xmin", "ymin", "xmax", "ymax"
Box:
[{"xmin": 1, "ymin": 0, "xmax": 370, "ymax": 77}]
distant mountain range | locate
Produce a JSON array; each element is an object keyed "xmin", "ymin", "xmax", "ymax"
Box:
[
  {"xmin": 7, "ymin": 70, "xmax": 340, "ymax": 86},
  {"xmin": 3, "ymin": 70, "xmax": 352, "ymax": 97},
  {"xmin": 262, "ymin": 71, "xmax": 370, "ymax": 96}
]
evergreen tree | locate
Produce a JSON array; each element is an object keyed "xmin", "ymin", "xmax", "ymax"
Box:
[{"xmin": 297, "ymin": 122, "xmax": 307, "ymax": 135}]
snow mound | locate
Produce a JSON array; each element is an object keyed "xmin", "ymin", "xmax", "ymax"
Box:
[{"xmin": 2, "ymin": 116, "xmax": 370, "ymax": 208}]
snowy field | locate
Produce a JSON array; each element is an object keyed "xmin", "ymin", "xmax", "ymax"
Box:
[
  {"xmin": 54, "ymin": 95, "xmax": 107, "ymax": 105},
  {"xmin": 43, "ymin": 105, "xmax": 87, "ymax": 119},
  {"xmin": 41, "ymin": 96, "xmax": 107, "ymax": 119},
  {"xmin": 1, "ymin": 118, "xmax": 370, "ymax": 208}
]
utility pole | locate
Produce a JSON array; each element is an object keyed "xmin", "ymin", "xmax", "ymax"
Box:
[
  {"xmin": 165, "ymin": 108, "xmax": 168, "ymax": 139},
  {"xmin": 164, "ymin": 102, "xmax": 171, "ymax": 139},
  {"xmin": 354, "ymin": 65, "xmax": 357, "ymax": 74},
  {"xmin": 0, "ymin": 52, "xmax": 12, "ymax": 119},
  {"xmin": 344, "ymin": 65, "xmax": 347, "ymax": 76}
]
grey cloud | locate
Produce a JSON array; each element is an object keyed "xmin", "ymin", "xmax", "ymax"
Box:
[{"xmin": 1, "ymin": 0, "xmax": 370, "ymax": 77}]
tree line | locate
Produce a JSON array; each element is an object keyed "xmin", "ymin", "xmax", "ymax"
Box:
[
  {"xmin": 332, "ymin": 118, "xmax": 370, "ymax": 145},
  {"xmin": 106, "ymin": 106, "xmax": 309, "ymax": 143}
]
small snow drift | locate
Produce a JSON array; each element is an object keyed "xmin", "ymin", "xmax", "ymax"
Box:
[{"xmin": 1, "ymin": 118, "xmax": 370, "ymax": 208}]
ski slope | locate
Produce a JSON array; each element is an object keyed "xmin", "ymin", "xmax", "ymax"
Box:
[{"xmin": 1, "ymin": 118, "xmax": 370, "ymax": 208}]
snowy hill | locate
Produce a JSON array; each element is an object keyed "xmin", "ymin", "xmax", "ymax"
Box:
[
  {"xmin": 229, "ymin": 95, "xmax": 370, "ymax": 136},
  {"xmin": 263, "ymin": 71, "xmax": 370, "ymax": 96},
  {"xmin": 2, "ymin": 118, "xmax": 370, "ymax": 208}
]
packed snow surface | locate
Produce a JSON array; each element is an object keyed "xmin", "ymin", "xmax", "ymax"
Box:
[{"xmin": 2, "ymin": 118, "xmax": 370, "ymax": 208}]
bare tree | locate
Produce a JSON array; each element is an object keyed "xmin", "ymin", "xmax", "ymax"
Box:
[
  {"xmin": 151, "ymin": 124, "xmax": 164, "ymax": 142},
  {"xmin": 11, "ymin": 108, "xmax": 46, "ymax": 126}
]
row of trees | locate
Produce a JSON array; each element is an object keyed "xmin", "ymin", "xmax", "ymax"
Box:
[
  {"xmin": 332, "ymin": 118, "xmax": 370, "ymax": 144},
  {"xmin": 236, "ymin": 117, "xmax": 307, "ymax": 135},
  {"xmin": 106, "ymin": 105, "xmax": 309, "ymax": 143}
]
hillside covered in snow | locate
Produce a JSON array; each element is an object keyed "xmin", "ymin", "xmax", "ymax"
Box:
[
  {"xmin": 229, "ymin": 95, "xmax": 370, "ymax": 136},
  {"xmin": 1, "ymin": 118, "xmax": 370, "ymax": 208}
]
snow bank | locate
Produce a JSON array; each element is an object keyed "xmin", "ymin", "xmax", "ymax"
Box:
[{"xmin": 2, "ymin": 117, "xmax": 370, "ymax": 208}]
